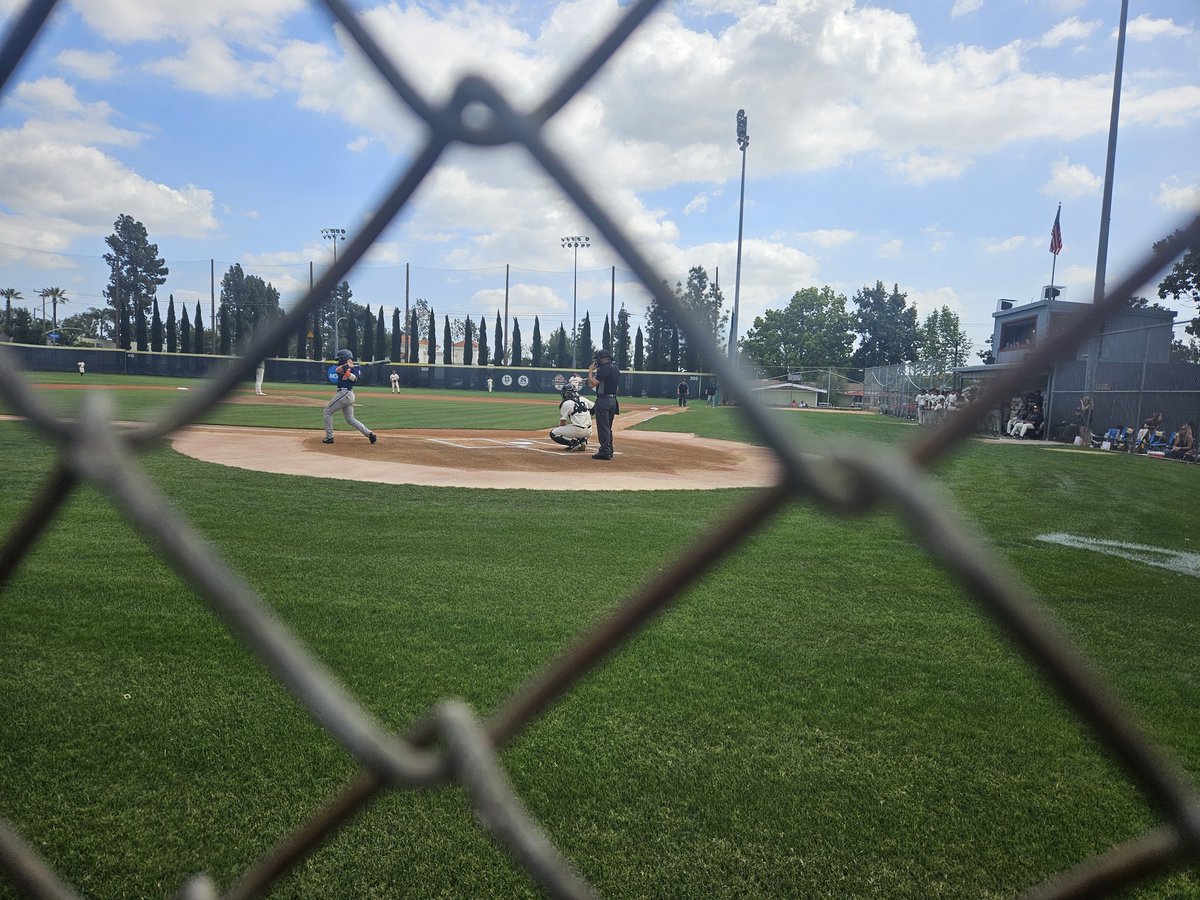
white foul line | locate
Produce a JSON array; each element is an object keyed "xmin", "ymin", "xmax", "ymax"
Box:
[{"xmin": 1036, "ymin": 533, "xmax": 1200, "ymax": 577}]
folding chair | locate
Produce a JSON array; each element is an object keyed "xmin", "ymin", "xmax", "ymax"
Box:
[{"xmin": 1092, "ymin": 427, "xmax": 1120, "ymax": 449}]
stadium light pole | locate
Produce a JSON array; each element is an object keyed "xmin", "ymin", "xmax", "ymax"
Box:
[
  {"xmin": 322, "ymin": 227, "xmax": 346, "ymax": 353},
  {"xmin": 561, "ymin": 234, "xmax": 589, "ymax": 368},
  {"xmin": 729, "ymin": 109, "xmax": 749, "ymax": 365}
]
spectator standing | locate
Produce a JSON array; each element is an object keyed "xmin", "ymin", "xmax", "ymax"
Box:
[{"xmin": 1075, "ymin": 396, "xmax": 1094, "ymax": 444}]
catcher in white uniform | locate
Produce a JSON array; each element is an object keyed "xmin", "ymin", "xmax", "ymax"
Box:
[{"xmin": 549, "ymin": 386, "xmax": 594, "ymax": 451}]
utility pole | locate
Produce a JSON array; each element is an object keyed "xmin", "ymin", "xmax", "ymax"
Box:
[{"xmin": 729, "ymin": 109, "xmax": 749, "ymax": 364}]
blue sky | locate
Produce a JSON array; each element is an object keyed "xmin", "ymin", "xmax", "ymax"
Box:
[{"xmin": 0, "ymin": 0, "xmax": 1197, "ymax": 359}]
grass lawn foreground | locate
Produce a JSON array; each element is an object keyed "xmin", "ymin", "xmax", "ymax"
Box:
[{"xmin": 2, "ymin": 373, "xmax": 1199, "ymax": 898}]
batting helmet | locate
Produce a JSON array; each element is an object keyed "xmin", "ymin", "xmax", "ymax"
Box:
[{"xmin": 336, "ymin": 349, "xmax": 353, "ymax": 363}]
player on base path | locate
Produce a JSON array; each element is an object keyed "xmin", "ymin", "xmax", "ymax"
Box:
[{"xmin": 323, "ymin": 349, "xmax": 377, "ymax": 445}]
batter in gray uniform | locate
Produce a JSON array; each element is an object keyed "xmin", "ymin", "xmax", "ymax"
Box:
[
  {"xmin": 323, "ymin": 349, "xmax": 377, "ymax": 444},
  {"xmin": 587, "ymin": 347, "xmax": 619, "ymax": 460}
]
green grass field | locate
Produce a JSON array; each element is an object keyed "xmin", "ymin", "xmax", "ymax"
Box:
[{"xmin": 2, "ymin": 374, "xmax": 1199, "ymax": 898}]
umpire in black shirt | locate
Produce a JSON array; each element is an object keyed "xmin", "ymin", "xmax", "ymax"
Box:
[{"xmin": 588, "ymin": 347, "xmax": 619, "ymax": 460}]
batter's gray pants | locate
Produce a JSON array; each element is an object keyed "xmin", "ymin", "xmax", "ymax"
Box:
[{"xmin": 324, "ymin": 389, "xmax": 372, "ymax": 439}]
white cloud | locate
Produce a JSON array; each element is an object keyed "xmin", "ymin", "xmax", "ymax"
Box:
[
  {"xmin": 878, "ymin": 239, "xmax": 903, "ymax": 258},
  {"xmin": 1123, "ymin": 15, "xmax": 1193, "ymax": 43},
  {"xmin": 1042, "ymin": 156, "xmax": 1101, "ymax": 199},
  {"xmin": 0, "ymin": 79, "xmax": 217, "ymax": 249},
  {"xmin": 984, "ymin": 235, "xmax": 1028, "ymax": 253},
  {"xmin": 55, "ymin": 49, "xmax": 120, "ymax": 81},
  {"xmin": 1155, "ymin": 178, "xmax": 1200, "ymax": 212},
  {"xmin": 1038, "ymin": 17, "xmax": 1101, "ymax": 49},
  {"xmin": 950, "ymin": 0, "xmax": 983, "ymax": 17},
  {"xmin": 908, "ymin": 286, "xmax": 966, "ymax": 320},
  {"xmin": 797, "ymin": 228, "xmax": 856, "ymax": 249}
]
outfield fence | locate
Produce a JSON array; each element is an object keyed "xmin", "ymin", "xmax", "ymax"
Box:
[{"xmin": 2, "ymin": 1, "xmax": 1200, "ymax": 898}]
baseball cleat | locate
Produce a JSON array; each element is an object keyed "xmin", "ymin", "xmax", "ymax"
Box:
[
  {"xmin": 368, "ymin": 432, "xmax": 377, "ymax": 444},
  {"xmin": 591, "ymin": 452, "xmax": 612, "ymax": 460},
  {"xmin": 322, "ymin": 437, "xmax": 334, "ymax": 444}
]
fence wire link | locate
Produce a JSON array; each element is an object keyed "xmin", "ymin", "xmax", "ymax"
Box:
[{"xmin": 2, "ymin": 0, "xmax": 1200, "ymax": 896}]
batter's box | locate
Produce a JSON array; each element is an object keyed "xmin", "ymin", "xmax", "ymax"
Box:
[{"xmin": 427, "ymin": 437, "xmax": 559, "ymax": 454}]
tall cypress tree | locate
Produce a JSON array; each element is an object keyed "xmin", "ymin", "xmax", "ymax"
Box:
[
  {"xmin": 556, "ymin": 324, "xmax": 566, "ymax": 368},
  {"xmin": 510, "ymin": 318, "xmax": 522, "ymax": 366},
  {"xmin": 442, "ymin": 316, "xmax": 452, "ymax": 364},
  {"xmin": 428, "ymin": 308, "xmax": 436, "ymax": 364},
  {"xmin": 578, "ymin": 312, "xmax": 593, "ymax": 364},
  {"xmin": 166, "ymin": 295, "xmax": 177, "ymax": 353},
  {"xmin": 218, "ymin": 303, "xmax": 231, "ymax": 355},
  {"xmin": 634, "ymin": 327, "xmax": 644, "ymax": 370},
  {"xmin": 391, "ymin": 308, "xmax": 401, "ymax": 362},
  {"xmin": 150, "ymin": 298, "xmax": 163, "ymax": 352},
  {"xmin": 295, "ymin": 312, "xmax": 307, "ymax": 359},
  {"xmin": 311, "ymin": 309, "xmax": 323, "ymax": 360},
  {"xmin": 362, "ymin": 305, "xmax": 375, "ymax": 360},
  {"xmin": 602, "ymin": 316, "xmax": 611, "ymax": 355},
  {"xmin": 531, "ymin": 316, "xmax": 542, "ymax": 367},
  {"xmin": 193, "ymin": 303, "xmax": 205, "ymax": 354},
  {"xmin": 408, "ymin": 310, "xmax": 419, "ymax": 362},
  {"xmin": 478, "ymin": 314, "xmax": 489, "ymax": 367},
  {"xmin": 463, "ymin": 316, "xmax": 474, "ymax": 365},
  {"xmin": 180, "ymin": 306, "xmax": 191, "ymax": 354},
  {"xmin": 135, "ymin": 301, "xmax": 148, "ymax": 351},
  {"xmin": 376, "ymin": 306, "xmax": 387, "ymax": 361},
  {"xmin": 492, "ymin": 312, "xmax": 503, "ymax": 366}
]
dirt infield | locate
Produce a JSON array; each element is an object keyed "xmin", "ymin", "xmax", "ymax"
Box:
[{"xmin": 171, "ymin": 408, "xmax": 780, "ymax": 491}]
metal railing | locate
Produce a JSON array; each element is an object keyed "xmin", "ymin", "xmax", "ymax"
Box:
[{"xmin": 2, "ymin": 0, "xmax": 1200, "ymax": 896}]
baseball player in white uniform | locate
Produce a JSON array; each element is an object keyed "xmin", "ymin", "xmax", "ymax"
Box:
[{"xmin": 549, "ymin": 386, "xmax": 594, "ymax": 451}]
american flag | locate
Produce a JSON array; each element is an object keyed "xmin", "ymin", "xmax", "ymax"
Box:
[{"xmin": 1049, "ymin": 207, "xmax": 1063, "ymax": 256}]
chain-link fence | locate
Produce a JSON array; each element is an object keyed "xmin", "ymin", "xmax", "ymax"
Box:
[{"xmin": 2, "ymin": 0, "xmax": 1200, "ymax": 897}]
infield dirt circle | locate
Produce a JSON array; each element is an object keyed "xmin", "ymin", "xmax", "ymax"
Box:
[{"xmin": 171, "ymin": 400, "xmax": 780, "ymax": 491}]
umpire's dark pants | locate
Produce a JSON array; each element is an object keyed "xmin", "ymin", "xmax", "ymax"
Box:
[{"xmin": 595, "ymin": 395, "xmax": 617, "ymax": 457}]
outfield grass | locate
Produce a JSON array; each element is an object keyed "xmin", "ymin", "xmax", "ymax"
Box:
[{"xmin": 2, "ymin": 380, "xmax": 1199, "ymax": 898}]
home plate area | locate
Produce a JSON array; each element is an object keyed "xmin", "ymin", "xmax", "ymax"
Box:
[{"xmin": 171, "ymin": 425, "xmax": 780, "ymax": 491}]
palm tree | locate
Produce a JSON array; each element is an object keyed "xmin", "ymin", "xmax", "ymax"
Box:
[
  {"xmin": 1, "ymin": 287, "xmax": 22, "ymax": 333},
  {"xmin": 39, "ymin": 287, "xmax": 68, "ymax": 333}
]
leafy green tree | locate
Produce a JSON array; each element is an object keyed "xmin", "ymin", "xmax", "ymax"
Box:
[
  {"xmin": 673, "ymin": 267, "xmax": 728, "ymax": 372},
  {"xmin": 7, "ymin": 307, "xmax": 42, "ymax": 344},
  {"xmin": 391, "ymin": 308, "xmax": 402, "ymax": 362},
  {"xmin": 427, "ymin": 308, "xmax": 437, "ymax": 364},
  {"xmin": 851, "ymin": 281, "xmax": 918, "ymax": 368},
  {"xmin": 916, "ymin": 306, "xmax": 971, "ymax": 366},
  {"xmin": 977, "ymin": 336, "xmax": 995, "ymax": 365},
  {"xmin": 60, "ymin": 308, "xmax": 109, "ymax": 344},
  {"xmin": 443, "ymin": 316, "xmax": 452, "ymax": 364},
  {"xmin": 463, "ymin": 316, "xmax": 474, "ymax": 365},
  {"xmin": 1156, "ymin": 229, "xmax": 1200, "ymax": 336},
  {"xmin": 511, "ymin": 318, "xmax": 522, "ymax": 365},
  {"xmin": 180, "ymin": 306, "xmax": 191, "ymax": 353},
  {"xmin": 531, "ymin": 316, "xmax": 543, "ymax": 367},
  {"xmin": 1170, "ymin": 337, "xmax": 1200, "ymax": 364},
  {"xmin": 1, "ymin": 288, "xmax": 20, "ymax": 333},
  {"xmin": 135, "ymin": 301, "xmax": 148, "ymax": 351},
  {"xmin": 103, "ymin": 214, "xmax": 168, "ymax": 334},
  {"xmin": 478, "ymin": 314, "xmax": 490, "ymax": 367},
  {"xmin": 193, "ymin": 303, "xmax": 205, "ymax": 354},
  {"xmin": 220, "ymin": 264, "xmax": 282, "ymax": 351},
  {"xmin": 740, "ymin": 286, "xmax": 855, "ymax": 372},
  {"xmin": 345, "ymin": 309, "xmax": 359, "ymax": 357},
  {"xmin": 150, "ymin": 298, "xmax": 163, "ymax": 352},
  {"xmin": 492, "ymin": 312, "xmax": 503, "ymax": 366},
  {"xmin": 615, "ymin": 304, "xmax": 631, "ymax": 369},
  {"xmin": 634, "ymin": 327, "xmax": 644, "ymax": 370},
  {"xmin": 376, "ymin": 307, "xmax": 387, "ymax": 361},
  {"xmin": 166, "ymin": 296, "xmax": 177, "ymax": 353}
]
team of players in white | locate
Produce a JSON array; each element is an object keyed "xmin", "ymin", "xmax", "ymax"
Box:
[{"xmin": 914, "ymin": 388, "xmax": 969, "ymax": 427}]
